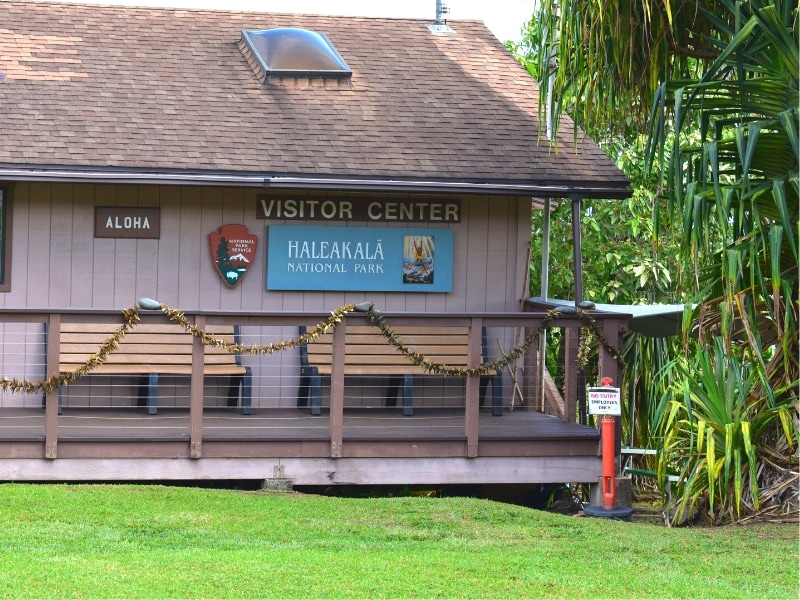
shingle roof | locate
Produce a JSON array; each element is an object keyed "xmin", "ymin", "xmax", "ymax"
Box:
[{"xmin": 0, "ymin": 1, "xmax": 630, "ymax": 197}]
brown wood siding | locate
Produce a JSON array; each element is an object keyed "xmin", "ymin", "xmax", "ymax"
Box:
[{"xmin": 0, "ymin": 183, "xmax": 530, "ymax": 410}]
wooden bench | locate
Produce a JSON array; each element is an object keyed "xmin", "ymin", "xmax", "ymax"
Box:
[
  {"xmin": 54, "ymin": 322, "xmax": 252, "ymax": 415},
  {"xmin": 297, "ymin": 325, "xmax": 503, "ymax": 416}
]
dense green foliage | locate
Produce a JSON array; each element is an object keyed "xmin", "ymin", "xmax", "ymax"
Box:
[
  {"xmin": 0, "ymin": 484, "xmax": 797, "ymax": 599},
  {"xmin": 522, "ymin": 0, "xmax": 741, "ymax": 141},
  {"xmin": 527, "ymin": 143, "xmax": 680, "ymax": 306},
  {"xmin": 517, "ymin": 0, "xmax": 798, "ymax": 523},
  {"xmin": 513, "ymin": 25, "xmax": 685, "ymax": 447},
  {"xmin": 647, "ymin": 0, "xmax": 798, "ymax": 523}
]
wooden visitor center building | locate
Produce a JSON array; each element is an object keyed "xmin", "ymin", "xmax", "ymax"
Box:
[{"xmin": 0, "ymin": 1, "xmax": 632, "ymax": 490}]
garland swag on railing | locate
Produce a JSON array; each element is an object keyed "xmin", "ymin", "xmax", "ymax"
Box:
[{"xmin": 0, "ymin": 299, "xmax": 623, "ymax": 395}]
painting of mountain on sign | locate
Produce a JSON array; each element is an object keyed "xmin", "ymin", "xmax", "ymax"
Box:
[{"xmin": 403, "ymin": 235, "xmax": 434, "ymax": 285}]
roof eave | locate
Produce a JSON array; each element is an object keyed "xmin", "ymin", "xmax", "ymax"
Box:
[
  {"xmin": 267, "ymin": 176, "xmax": 633, "ymax": 199},
  {"xmin": 0, "ymin": 167, "xmax": 633, "ymax": 199},
  {"xmin": 0, "ymin": 167, "xmax": 268, "ymax": 188}
]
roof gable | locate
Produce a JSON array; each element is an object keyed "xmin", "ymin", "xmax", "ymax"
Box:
[{"xmin": 0, "ymin": 1, "xmax": 630, "ymax": 198}]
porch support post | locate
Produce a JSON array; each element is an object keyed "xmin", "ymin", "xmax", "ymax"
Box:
[
  {"xmin": 465, "ymin": 317, "xmax": 482, "ymax": 458},
  {"xmin": 569, "ymin": 195, "xmax": 585, "ymax": 425},
  {"xmin": 44, "ymin": 313, "xmax": 61, "ymax": 459},
  {"xmin": 599, "ymin": 318, "xmax": 623, "ymax": 393},
  {"xmin": 570, "ymin": 195, "xmax": 584, "ymax": 305},
  {"xmin": 538, "ymin": 197, "xmax": 552, "ymax": 412},
  {"xmin": 189, "ymin": 314, "xmax": 205, "ymax": 459},
  {"xmin": 329, "ymin": 318, "xmax": 346, "ymax": 458},
  {"xmin": 600, "ymin": 317, "xmax": 625, "ymax": 456}
]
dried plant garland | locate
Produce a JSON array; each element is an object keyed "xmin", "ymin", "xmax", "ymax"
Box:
[
  {"xmin": 0, "ymin": 301, "xmax": 356, "ymax": 395},
  {"xmin": 0, "ymin": 300, "xmax": 623, "ymax": 395},
  {"xmin": 366, "ymin": 304, "xmax": 624, "ymax": 376}
]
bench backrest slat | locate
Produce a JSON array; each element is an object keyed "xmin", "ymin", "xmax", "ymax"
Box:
[
  {"xmin": 57, "ymin": 322, "xmax": 242, "ymax": 372},
  {"xmin": 303, "ymin": 325, "xmax": 481, "ymax": 375}
]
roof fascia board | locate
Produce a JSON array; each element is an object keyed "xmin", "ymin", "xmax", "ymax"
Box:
[
  {"xmin": 0, "ymin": 168, "xmax": 269, "ymax": 187},
  {"xmin": 267, "ymin": 177, "xmax": 632, "ymax": 199},
  {"xmin": 0, "ymin": 168, "xmax": 632, "ymax": 199}
]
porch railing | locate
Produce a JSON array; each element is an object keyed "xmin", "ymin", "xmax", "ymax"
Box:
[{"xmin": 0, "ymin": 304, "xmax": 628, "ymax": 460}]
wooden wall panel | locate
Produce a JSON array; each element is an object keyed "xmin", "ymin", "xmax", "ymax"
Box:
[
  {"xmin": 464, "ymin": 197, "xmax": 490, "ymax": 312},
  {"xmin": 134, "ymin": 186, "xmax": 161, "ymax": 303},
  {"xmin": 0, "ymin": 184, "xmax": 530, "ymax": 409},
  {"xmin": 176, "ymin": 186, "xmax": 203, "ymax": 309},
  {"xmin": 112, "ymin": 238, "xmax": 138, "ymax": 307},
  {"xmin": 199, "ymin": 186, "xmax": 224, "ymax": 309},
  {"xmin": 444, "ymin": 205, "xmax": 469, "ymax": 313},
  {"xmin": 26, "ymin": 184, "xmax": 53, "ymax": 306},
  {"xmin": 70, "ymin": 184, "xmax": 97, "ymax": 308},
  {"xmin": 91, "ymin": 184, "xmax": 118, "ymax": 308},
  {"xmin": 111, "ymin": 186, "xmax": 139, "ymax": 307},
  {"xmin": 48, "ymin": 186, "xmax": 73, "ymax": 306},
  {"xmin": 155, "ymin": 185, "xmax": 181, "ymax": 306},
  {"xmin": 485, "ymin": 199, "xmax": 512, "ymax": 311}
]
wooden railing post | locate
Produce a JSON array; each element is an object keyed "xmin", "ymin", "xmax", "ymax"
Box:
[
  {"xmin": 465, "ymin": 317, "xmax": 482, "ymax": 458},
  {"xmin": 563, "ymin": 324, "xmax": 579, "ymax": 423},
  {"xmin": 44, "ymin": 313, "xmax": 61, "ymax": 459},
  {"xmin": 329, "ymin": 318, "xmax": 346, "ymax": 458},
  {"xmin": 523, "ymin": 323, "xmax": 539, "ymax": 412},
  {"xmin": 189, "ymin": 314, "xmax": 205, "ymax": 459},
  {"xmin": 600, "ymin": 317, "xmax": 623, "ymax": 390}
]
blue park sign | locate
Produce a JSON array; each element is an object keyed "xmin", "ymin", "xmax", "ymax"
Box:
[{"xmin": 266, "ymin": 225, "xmax": 453, "ymax": 292}]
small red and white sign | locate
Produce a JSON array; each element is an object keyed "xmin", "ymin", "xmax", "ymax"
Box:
[{"xmin": 587, "ymin": 387, "xmax": 621, "ymax": 416}]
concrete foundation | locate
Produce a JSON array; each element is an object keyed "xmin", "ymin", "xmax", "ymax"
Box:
[
  {"xmin": 589, "ymin": 475, "xmax": 633, "ymax": 508},
  {"xmin": 261, "ymin": 478, "xmax": 294, "ymax": 492}
]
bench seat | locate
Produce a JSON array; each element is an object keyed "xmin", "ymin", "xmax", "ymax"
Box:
[
  {"xmin": 298, "ymin": 325, "xmax": 502, "ymax": 416},
  {"xmin": 54, "ymin": 322, "xmax": 252, "ymax": 415}
]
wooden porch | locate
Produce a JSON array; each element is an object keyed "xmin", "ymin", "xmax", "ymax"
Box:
[
  {"xmin": 0, "ymin": 406, "xmax": 602, "ymax": 485},
  {"xmin": 0, "ymin": 306, "xmax": 628, "ymax": 486}
]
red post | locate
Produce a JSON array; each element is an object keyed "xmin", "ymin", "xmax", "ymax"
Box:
[
  {"xmin": 601, "ymin": 415, "xmax": 616, "ymax": 510},
  {"xmin": 600, "ymin": 376, "xmax": 616, "ymax": 510}
]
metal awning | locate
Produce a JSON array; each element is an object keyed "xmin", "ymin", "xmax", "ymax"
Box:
[{"xmin": 528, "ymin": 297, "xmax": 689, "ymax": 338}]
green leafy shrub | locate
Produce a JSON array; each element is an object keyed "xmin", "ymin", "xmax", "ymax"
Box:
[{"xmin": 657, "ymin": 337, "xmax": 797, "ymax": 524}]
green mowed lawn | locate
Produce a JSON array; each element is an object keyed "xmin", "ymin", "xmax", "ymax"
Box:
[{"xmin": 0, "ymin": 484, "xmax": 796, "ymax": 599}]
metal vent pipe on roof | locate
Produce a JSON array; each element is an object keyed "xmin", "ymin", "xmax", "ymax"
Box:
[{"xmin": 435, "ymin": 0, "xmax": 450, "ymax": 24}]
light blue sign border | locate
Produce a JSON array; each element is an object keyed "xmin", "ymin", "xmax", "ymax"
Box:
[{"xmin": 266, "ymin": 225, "xmax": 453, "ymax": 292}]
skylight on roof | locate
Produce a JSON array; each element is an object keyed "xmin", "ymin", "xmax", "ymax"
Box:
[{"xmin": 241, "ymin": 28, "xmax": 351, "ymax": 78}]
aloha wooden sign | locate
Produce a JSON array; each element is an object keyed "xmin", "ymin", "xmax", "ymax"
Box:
[{"xmin": 94, "ymin": 207, "xmax": 160, "ymax": 239}]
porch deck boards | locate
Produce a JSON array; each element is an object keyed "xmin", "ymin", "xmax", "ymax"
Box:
[{"xmin": 0, "ymin": 407, "xmax": 599, "ymax": 443}]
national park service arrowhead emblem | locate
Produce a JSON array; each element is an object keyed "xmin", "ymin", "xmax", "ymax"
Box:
[{"xmin": 209, "ymin": 224, "xmax": 258, "ymax": 289}]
